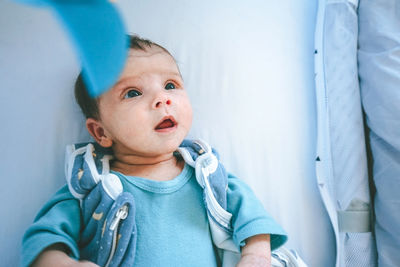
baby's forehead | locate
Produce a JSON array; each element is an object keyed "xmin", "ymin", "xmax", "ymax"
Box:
[
  {"xmin": 128, "ymin": 45, "xmax": 170, "ymax": 58},
  {"xmin": 123, "ymin": 46, "xmax": 181, "ymax": 75}
]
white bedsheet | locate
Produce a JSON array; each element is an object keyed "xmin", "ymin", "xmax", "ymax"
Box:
[{"xmin": 0, "ymin": 1, "xmax": 335, "ymax": 266}]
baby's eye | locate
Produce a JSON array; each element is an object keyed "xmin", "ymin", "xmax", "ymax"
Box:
[
  {"xmin": 165, "ymin": 82, "xmax": 176, "ymax": 90},
  {"xmin": 124, "ymin": 89, "xmax": 142, "ymax": 99}
]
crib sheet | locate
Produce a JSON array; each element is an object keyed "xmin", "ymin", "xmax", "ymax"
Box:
[{"xmin": 0, "ymin": 1, "xmax": 335, "ymax": 266}]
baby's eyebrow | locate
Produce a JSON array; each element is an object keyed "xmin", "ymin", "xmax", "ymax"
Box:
[
  {"xmin": 113, "ymin": 71, "xmax": 182, "ymax": 89},
  {"xmin": 113, "ymin": 77, "xmax": 135, "ymax": 89},
  {"xmin": 161, "ymin": 71, "xmax": 182, "ymax": 79}
]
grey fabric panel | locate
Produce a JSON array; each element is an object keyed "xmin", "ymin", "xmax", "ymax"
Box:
[
  {"xmin": 358, "ymin": 1, "xmax": 400, "ymax": 266},
  {"xmin": 323, "ymin": 1, "xmax": 377, "ymax": 266}
]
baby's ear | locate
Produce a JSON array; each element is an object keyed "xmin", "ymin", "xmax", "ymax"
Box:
[{"xmin": 86, "ymin": 118, "xmax": 113, "ymax": 148}]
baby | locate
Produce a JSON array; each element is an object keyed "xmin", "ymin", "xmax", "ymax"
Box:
[{"xmin": 22, "ymin": 36, "xmax": 286, "ymax": 267}]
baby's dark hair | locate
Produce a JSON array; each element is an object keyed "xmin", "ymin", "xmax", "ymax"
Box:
[{"xmin": 75, "ymin": 35, "xmax": 172, "ymax": 120}]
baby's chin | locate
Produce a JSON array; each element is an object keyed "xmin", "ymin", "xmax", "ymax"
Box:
[
  {"xmin": 161, "ymin": 138, "xmax": 185, "ymax": 154},
  {"xmin": 158, "ymin": 130, "xmax": 188, "ymax": 148},
  {"xmin": 142, "ymin": 137, "xmax": 185, "ymax": 157},
  {"xmin": 115, "ymin": 131, "xmax": 188, "ymax": 158}
]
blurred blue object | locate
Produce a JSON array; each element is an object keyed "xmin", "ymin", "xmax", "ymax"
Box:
[{"xmin": 13, "ymin": 0, "xmax": 128, "ymax": 97}]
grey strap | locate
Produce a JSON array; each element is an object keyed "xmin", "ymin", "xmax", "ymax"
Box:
[{"xmin": 338, "ymin": 199, "xmax": 372, "ymax": 233}]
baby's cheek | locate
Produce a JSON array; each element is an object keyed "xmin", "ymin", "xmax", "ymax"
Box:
[{"xmin": 183, "ymin": 102, "xmax": 193, "ymax": 128}]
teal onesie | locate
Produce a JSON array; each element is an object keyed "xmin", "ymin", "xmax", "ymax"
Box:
[{"xmin": 22, "ymin": 164, "xmax": 287, "ymax": 266}]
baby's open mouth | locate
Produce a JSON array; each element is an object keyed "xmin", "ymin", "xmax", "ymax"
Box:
[{"xmin": 155, "ymin": 116, "xmax": 177, "ymax": 130}]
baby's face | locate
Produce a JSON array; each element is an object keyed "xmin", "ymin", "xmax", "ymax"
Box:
[{"xmin": 96, "ymin": 46, "xmax": 192, "ymax": 157}]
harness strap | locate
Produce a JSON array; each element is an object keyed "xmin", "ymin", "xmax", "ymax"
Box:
[{"xmin": 337, "ymin": 199, "xmax": 372, "ymax": 233}]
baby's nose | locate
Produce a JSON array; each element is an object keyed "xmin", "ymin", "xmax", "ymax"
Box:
[{"xmin": 153, "ymin": 97, "xmax": 172, "ymax": 108}]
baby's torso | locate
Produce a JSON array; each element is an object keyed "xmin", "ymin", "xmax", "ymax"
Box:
[{"xmin": 112, "ymin": 164, "xmax": 218, "ymax": 266}]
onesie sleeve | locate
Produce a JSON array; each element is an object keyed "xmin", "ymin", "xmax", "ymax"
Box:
[
  {"xmin": 21, "ymin": 185, "xmax": 82, "ymax": 267},
  {"xmin": 226, "ymin": 173, "xmax": 287, "ymax": 251}
]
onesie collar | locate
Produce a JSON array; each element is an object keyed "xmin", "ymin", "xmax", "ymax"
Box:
[{"xmin": 112, "ymin": 163, "xmax": 193, "ymax": 194}]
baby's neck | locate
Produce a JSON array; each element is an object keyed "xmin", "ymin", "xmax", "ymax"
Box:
[{"xmin": 110, "ymin": 153, "xmax": 185, "ymax": 181}]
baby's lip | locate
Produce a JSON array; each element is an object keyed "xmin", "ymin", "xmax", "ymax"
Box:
[{"xmin": 155, "ymin": 115, "xmax": 178, "ymax": 130}]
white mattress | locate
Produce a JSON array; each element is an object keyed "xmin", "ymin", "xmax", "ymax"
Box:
[{"xmin": 0, "ymin": 1, "xmax": 335, "ymax": 266}]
